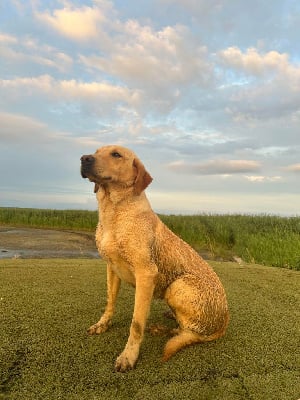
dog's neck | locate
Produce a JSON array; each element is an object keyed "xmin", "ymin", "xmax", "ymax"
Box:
[
  {"xmin": 96, "ymin": 184, "xmax": 134, "ymax": 204},
  {"xmin": 96, "ymin": 185, "xmax": 151, "ymax": 217}
]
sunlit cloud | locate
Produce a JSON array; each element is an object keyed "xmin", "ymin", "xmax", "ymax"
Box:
[
  {"xmin": 244, "ymin": 175, "xmax": 282, "ymax": 183},
  {"xmin": 167, "ymin": 159, "xmax": 261, "ymax": 175},
  {"xmin": 218, "ymin": 47, "xmax": 290, "ymax": 76},
  {"xmin": 284, "ymin": 164, "xmax": 300, "ymax": 172},
  {"xmin": 0, "ymin": 75, "xmax": 141, "ymax": 111},
  {"xmin": 35, "ymin": 4, "xmax": 107, "ymax": 41}
]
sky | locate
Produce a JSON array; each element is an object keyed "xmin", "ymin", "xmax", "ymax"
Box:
[{"xmin": 1, "ymin": 0, "xmax": 300, "ymax": 215}]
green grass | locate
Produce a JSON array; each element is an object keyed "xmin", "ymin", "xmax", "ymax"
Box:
[
  {"xmin": 0, "ymin": 207, "xmax": 98, "ymax": 231},
  {"xmin": 160, "ymin": 214, "xmax": 300, "ymax": 270},
  {"xmin": 1, "ymin": 259, "xmax": 299, "ymax": 399},
  {"xmin": 1, "ymin": 207, "xmax": 300, "ymax": 269}
]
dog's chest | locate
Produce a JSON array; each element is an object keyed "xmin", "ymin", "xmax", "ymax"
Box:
[
  {"xmin": 96, "ymin": 225, "xmax": 136, "ymax": 286},
  {"xmin": 96, "ymin": 228, "xmax": 117, "ymax": 259}
]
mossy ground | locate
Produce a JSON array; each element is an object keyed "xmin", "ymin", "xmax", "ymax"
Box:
[{"xmin": 0, "ymin": 259, "xmax": 299, "ymax": 399}]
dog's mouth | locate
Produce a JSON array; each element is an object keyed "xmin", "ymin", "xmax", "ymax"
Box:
[
  {"xmin": 80, "ymin": 168, "xmax": 88, "ymax": 179},
  {"xmin": 80, "ymin": 165, "xmax": 95, "ymax": 180},
  {"xmin": 81, "ymin": 167, "xmax": 93, "ymax": 180},
  {"xmin": 81, "ymin": 166, "xmax": 112, "ymax": 184}
]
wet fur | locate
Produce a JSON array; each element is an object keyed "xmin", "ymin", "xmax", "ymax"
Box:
[{"xmin": 81, "ymin": 145, "xmax": 229, "ymax": 372}]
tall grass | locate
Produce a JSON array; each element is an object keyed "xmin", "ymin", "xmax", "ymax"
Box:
[
  {"xmin": 0, "ymin": 207, "xmax": 300, "ymax": 270},
  {"xmin": 0, "ymin": 207, "xmax": 98, "ymax": 231},
  {"xmin": 160, "ymin": 214, "xmax": 300, "ymax": 270}
]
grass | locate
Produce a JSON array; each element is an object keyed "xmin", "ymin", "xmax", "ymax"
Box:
[
  {"xmin": 0, "ymin": 207, "xmax": 97, "ymax": 231},
  {"xmin": 160, "ymin": 214, "xmax": 300, "ymax": 270},
  {"xmin": 1, "ymin": 207, "xmax": 300, "ymax": 269},
  {"xmin": 1, "ymin": 259, "xmax": 299, "ymax": 399}
]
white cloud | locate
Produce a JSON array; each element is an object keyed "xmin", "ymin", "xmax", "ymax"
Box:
[
  {"xmin": 167, "ymin": 159, "xmax": 261, "ymax": 175},
  {"xmin": 79, "ymin": 21, "xmax": 213, "ymax": 112},
  {"xmin": 244, "ymin": 175, "xmax": 282, "ymax": 183},
  {"xmin": 35, "ymin": 3, "xmax": 107, "ymax": 41},
  {"xmin": 218, "ymin": 47, "xmax": 300, "ymax": 121},
  {"xmin": 0, "ymin": 75, "xmax": 141, "ymax": 112},
  {"xmin": 0, "ymin": 33, "xmax": 73, "ymax": 72},
  {"xmin": 219, "ymin": 47, "xmax": 290, "ymax": 76}
]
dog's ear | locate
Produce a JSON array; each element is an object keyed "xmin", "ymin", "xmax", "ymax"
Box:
[
  {"xmin": 94, "ymin": 183, "xmax": 100, "ymax": 193},
  {"xmin": 133, "ymin": 158, "xmax": 153, "ymax": 195}
]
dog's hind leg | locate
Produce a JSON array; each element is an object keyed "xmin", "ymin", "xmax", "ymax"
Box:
[
  {"xmin": 163, "ymin": 275, "xmax": 229, "ymax": 361},
  {"xmin": 162, "ymin": 329, "xmax": 204, "ymax": 361},
  {"xmin": 162, "ymin": 327, "xmax": 227, "ymax": 361}
]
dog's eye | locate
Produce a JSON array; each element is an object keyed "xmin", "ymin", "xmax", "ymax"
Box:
[{"xmin": 111, "ymin": 152, "xmax": 122, "ymax": 158}]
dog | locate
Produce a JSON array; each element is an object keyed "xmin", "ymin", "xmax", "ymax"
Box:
[{"xmin": 81, "ymin": 145, "xmax": 229, "ymax": 372}]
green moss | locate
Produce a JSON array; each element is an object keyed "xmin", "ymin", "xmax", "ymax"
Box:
[{"xmin": 0, "ymin": 259, "xmax": 299, "ymax": 399}]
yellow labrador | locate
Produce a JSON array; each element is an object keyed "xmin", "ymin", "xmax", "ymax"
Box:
[{"xmin": 81, "ymin": 145, "xmax": 229, "ymax": 372}]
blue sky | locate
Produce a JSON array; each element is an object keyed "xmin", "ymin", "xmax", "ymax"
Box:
[{"xmin": 1, "ymin": 0, "xmax": 300, "ymax": 215}]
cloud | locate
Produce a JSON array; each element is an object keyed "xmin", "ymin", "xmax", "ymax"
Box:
[
  {"xmin": 0, "ymin": 110, "xmax": 100, "ymax": 197},
  {"xmin": 210, "ymin": 46, "xmax": 300, "ymax": 94},
  {"xmin": 0, "ymin": 33, "xmax": 18, "ymax": 44},
  {"xmin": 36, "ymin": 1, "xmax": 215, "ymax": 114},
  {"xmin": 0, "ymin": 110, "xmax": 108, "ymax": 152},
  {"xmin": 1, "ymin": 1, "xmax": 300, "ymax": 214},
  {"xmin": 35, "ymin": 3, "xmax": 107, "ymax": 41},
  {"xmin": 217, "ymin": 50, "xmax": 300, "ymax": 122},
  {"xmin": 167, "ymin": 159, "xmax": 261, "ymax": 175},
  {"xmin": 0, "ymin": 75, "xmax": 141, "ymax": 115},
  {"xmin": 218, "ymin": 47, "xmax": 290, "ymax": 76},
  {"xmin": 79, "ymin": 21, "xmax": 213, "ymax": 113},
  {"xmin": 284, "ymin": 164, "xmax": 300, "ymax": 172},
  {"xmin": 0, "ymin": 32, "xmax": 73, "ymax": 73},
  {"xmin": 0, "ymin": 111, "xmax": 72, "ymax": 149},
  {"xmin": 148, "ymin": 190, "xmax": 300, "ymax": 216},
  {"xmin": 244, "ymin": 175, "xmax": 282, "ymax": 183}
]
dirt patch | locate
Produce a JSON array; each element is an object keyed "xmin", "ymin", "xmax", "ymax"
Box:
[
  {"xmin": 0, "ymin": 226, "xmax": 218, "ymax": 261},
  {"xmin": 0, "ymin": 227, "xmax": 99, "ymax": 259}
]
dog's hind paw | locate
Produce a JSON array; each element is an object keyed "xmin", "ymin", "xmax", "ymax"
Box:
[
  {"xmin": 163, "ymin": 310, "xmax": 176, "ymax": 320},
  {"xmin": 146, "ymin": 323, "xmax": 171, "ymax": 336}
]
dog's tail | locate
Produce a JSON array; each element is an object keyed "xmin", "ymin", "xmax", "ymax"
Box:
[{"xmin": 162, "ymin": 314, "xmax": 229, "ymax": 362}]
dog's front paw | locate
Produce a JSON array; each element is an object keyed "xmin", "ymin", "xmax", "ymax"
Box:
[
  {"xmin": 87, "ymin": 321, "xmax": 110, "ymax": 335},
  {"xmin": 114, "ymin": 352, "xmax": 137, "ymax": 372}
]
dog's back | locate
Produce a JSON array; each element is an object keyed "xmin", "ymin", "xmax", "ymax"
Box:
[{"xmin": 151, "ymin": 216, "xmax": 223, "ymax": 293}]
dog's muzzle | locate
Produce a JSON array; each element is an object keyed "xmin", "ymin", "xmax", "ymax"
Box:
[{"xmin": 80, "ymin": 154, "xmax": 95, "ymax": 178}]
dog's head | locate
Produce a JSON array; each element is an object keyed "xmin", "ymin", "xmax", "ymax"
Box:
[{"xmin": 81, "ymin": 145, "xmax": 153, "ymax": 195}]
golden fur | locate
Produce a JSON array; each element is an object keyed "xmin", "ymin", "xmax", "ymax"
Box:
[{"xmin": 81, "ymin": 145, "xmax": 229, "ymax": 372}]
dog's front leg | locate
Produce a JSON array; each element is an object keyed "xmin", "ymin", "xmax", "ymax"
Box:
[
  {"xmin": 115, "ymin": 268, "xmax": 157, "ymax": 372},
  {"xmin": 88, "ymin": 263, "xmax": 121, "ymax": 335}
]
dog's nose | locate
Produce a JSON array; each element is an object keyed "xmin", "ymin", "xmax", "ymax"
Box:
[{"xmin": 81, "ymin": 155, "xmax": 94, "ymax": 164}]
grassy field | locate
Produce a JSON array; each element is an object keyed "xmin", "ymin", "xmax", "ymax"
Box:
[
  {"xmin": 1, "ymin": 207, "xmax": 300, "ymax": 269},
  {"xmin": 0, "ymin": 207, "xmax": 98, "ymax": 231},
  {"xmin": 1, "ymin": 259, "xmax": 299, "ymax": 400}
]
